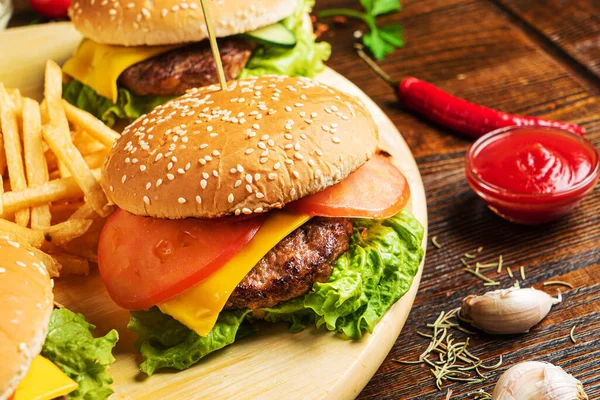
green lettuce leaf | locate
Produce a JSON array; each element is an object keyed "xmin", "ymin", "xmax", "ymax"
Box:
[
  {"xmin": 239, "ymin": 0, "xmax": 331, "ymax": 78},
  {"xmin": 263, "ymin": 209, "xmax": 424, "ymax": 339},
  {"xmin": 62, "ymin": 80, "xmax": 173, "ymax": 127},
  {"xmin": 41, "ymin": 308, "xmax": 119, "ymax": 400},
  {"xmin": 128, "ymin": 308, "xmax": 254, "ymax": 376}
]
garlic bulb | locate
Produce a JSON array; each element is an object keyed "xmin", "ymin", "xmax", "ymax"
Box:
[
  {"xmin": 492, "ymin": 361, "xmax": 588, "ymax": 400},
  {"xmin": 460, "ymin": 287, "xmax": 559, "ymax": 334}
]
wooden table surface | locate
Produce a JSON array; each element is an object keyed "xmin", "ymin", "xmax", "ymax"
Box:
[
  {"xmin": 312, "ymin": 0, "xmax": 600, "ymax": 398},
  {"xmin": 7, "ymin": 0, "xmax": 600, "ymax": 398}
]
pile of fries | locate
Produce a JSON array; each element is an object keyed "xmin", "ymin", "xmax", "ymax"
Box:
[{"xmin": 0, "ymin": 60, "xmax": 120, "ymax": 277}]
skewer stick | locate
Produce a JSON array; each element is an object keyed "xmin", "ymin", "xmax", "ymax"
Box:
[{"xmin": 199, "ymin": 0, "xmax": 227, "ymax": 90}]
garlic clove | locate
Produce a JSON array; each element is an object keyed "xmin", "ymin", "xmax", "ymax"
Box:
[
  {"xmin": 492, "ymin": 361, "xmax": 588, "ymax": 400},
  {"xmin": 460, "ymin": 287, "xmax": 559, "ymax": 335}
]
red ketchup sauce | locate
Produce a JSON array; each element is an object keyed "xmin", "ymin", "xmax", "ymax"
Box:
[{"xmin": 466, "ymin": 126, "xmax": 599, "ymax": 224}]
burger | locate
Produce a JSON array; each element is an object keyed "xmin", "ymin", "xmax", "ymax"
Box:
[
  {"xmin": 0, "ymin": 237, "xmax": 118, "ymax": 400},
  {"xmin": 97, "ymin": 75, "xmax": 424, "ymax": 375},
  {"xmin": 62, "ymin": 0, "xmax": 330, "ymax": 127}
]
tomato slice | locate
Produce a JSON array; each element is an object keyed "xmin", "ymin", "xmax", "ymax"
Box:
[
  {"xmin": 286, "ymin": 154, "xmax": 410, "ymax": 218},
  {"xmin": 98, "ymin": 210, "xmax": 265, "ymax": 310}
]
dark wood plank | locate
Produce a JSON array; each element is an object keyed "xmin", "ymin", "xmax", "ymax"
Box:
[
  {"xmin": 311, "ymin": 0, "xmax": 600, "ymax": 398},
  {"xmin": 495, "ymin": 0, "xmax": 600, "ymax": 80}
]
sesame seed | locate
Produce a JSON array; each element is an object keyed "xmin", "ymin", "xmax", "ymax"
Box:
[
  {"xmin": 0, "ymin": 267, "xmax": 5, "ymax": 273},
  {"xmin": 245, "ymin": 149, "xmax": 254, "ymax": 154},
  {"xmin": 143, "ymin": 196, "xmax": 150, "ymax": 204},
  {"xmin": 268, "ymin": 173, "xmax": 277, "ymax": 180},
  {"xmin": 196, "ymin": 195, "xmax": 202, "ymax": 204},
  {"xmin": 285, "ymin": 144, "xmax": 293, "ymax": 150},
  {"xmin": 235, "ymin": 209, "xmax": 241, "ymax": 216},
  {"xmin": 285, "ymin": 106, "xmax": 292, "ymax": 112},
  {"xmin": 228, "ymin": 194, "xmax": 234, "ymax": 203},
  {"xmin": 199, "ymin": 158, "xmax": 207, "ymax": 165},
  {"xmin": 200, "ymin": 180, "xmax": 207, "ymax": 189},
  {"xmin": 237, "ymin": 164, "xmax": 244, "ymax": 172},
  {"xmin": 213, "ymin": 170, "xmax": 219, "ymax": 177},
  {"xmin": 202, "ymin": 172, "xmax": 209, "ymax": 179},
  {"xmin": 290, "ymin": 188, "xmax": 297, "ymax": 196},
  {"xmin": 255, "ymin": 207, "xmax": 263, "ymax": 213},
  {"xmin": 234, "ymin": 180, "xmax": 242, "ymax": 188},
  {"xmin": 140, "ymin": 165, "xmax": 147, "ymax": 171},
  {"xmin": 186, "ymin": 162, "xmax": 191, "ymax": 170},
  {"xmin": 146, "ymin": 182, "xmax": 152, "ymax": 190},
  {"xmin": 274, "ymin": 162, "xmax": 281, "ymax": 170},
  {"xmin": 167, "ymin": 162, "xmax": 173, "ymax": 170},
  {"xmin": 200, "ymin": 143, "xmax": 208, "ymax": 149},
  {"xmin": 121, "ymin": 175, "xmax": 127, "ymax": 183},
  {"xmin": 294, "ymin": 152, "xmax": 304, "ymax": 160},
  {"xmin": 294, "ymin": 143, "xmax": 301, "ymax": 151},
  {"xmin": 178, "ymin": 197, "xmax": 187, "ymax": 204},
  {"xmin": 260, "ymin": 158, "xmax": 268, "ymax": 164},
  {"xmin": 212, "ymin": 150, "xmax": 220, "ymax": 156},
  {"xmin": 332, "ymin": 137, "xmax": 342, "ymax": 143},
  {"xmin": 254, "ymin": 173, "xmax": 261, "ymax": 181},
  {"xmin": 16, "ymin": 261, "xmax": 26, "ymax": 267},
  {"xmin": 178, "ymin": 168, "xmax": 185, "ymax": 174},
  {"xmin": 242, "ymin": 208, "xmax": 252, "ymax": 214},
  {"xmin": 167, "ymin": 173, "xmax": 175, "ymax": 180},
  {"xmin": 246, "ymin": 175, "xmax": 253, "ymax": 184},
  {"xmin": 292, "ymin": 171, "xmax": 300, "ymax": 178},
  {"xmin": 155, "ymin": 153, "xmax": 163, "ymax": 161},
  {"xmin": 156, "ymin": 179, "xmax": 163, "ymax": 187}
]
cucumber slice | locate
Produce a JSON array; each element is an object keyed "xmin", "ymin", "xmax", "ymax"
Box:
[{"xmin": 246, "ymin": 23, "xmax": 297, "ymax": 47}]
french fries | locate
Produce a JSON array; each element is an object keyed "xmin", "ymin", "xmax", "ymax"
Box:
[
  {"xmin": 0, "ymin": 60, "xmax": 121, "ymax": 278},
  {"xmin": 22, "ymin": 98, "xmax": 52, "ymax": 230},
  {"xmin": 43, "ymin": 219, "xmax": 93, "ymax": 248},
  {"xmin": 63, "ymin": 100, "xmax": 120, "ymax": 147},
  {"xmin": 0, "ymin": 84, "xmax": 29, "ymax": 226},
  {"xmin": 50, "ymin": 253, "xmax": 90, "ymax": 276}
]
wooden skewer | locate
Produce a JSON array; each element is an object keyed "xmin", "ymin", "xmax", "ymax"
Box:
[{"xmin": 199, "ymin": 0, "xmax": 227, "ymax": 90}]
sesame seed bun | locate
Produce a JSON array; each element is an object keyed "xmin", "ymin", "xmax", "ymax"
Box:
[
  {"xmin": 68, "ymin": 0, "xmax": 298, "ymax": 46},
  {"xmin": 102, "ymin": 75, "xmax": 379, "ymax": 219},
  {"xmin": 0, "ymin": 238, "xmax": 53, "ymax": 400}
]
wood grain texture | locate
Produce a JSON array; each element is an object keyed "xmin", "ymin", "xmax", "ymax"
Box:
[
  {"xmin": 495, "ymin": 0, "xmax": 600, "ymax": 80},
  {"xmin": 313, "ymin": 0, "xmax": 600, "ymax": 398}
]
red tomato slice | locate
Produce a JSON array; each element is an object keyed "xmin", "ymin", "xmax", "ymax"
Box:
[
  {"xmin": 98, "ymin": 210, "xmax": 264, "ymax": 310},
  {"xmin": 287, "ymin": 154, "xmax": 410, "ymax": 218}
]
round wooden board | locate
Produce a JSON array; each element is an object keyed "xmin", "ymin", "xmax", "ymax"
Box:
[{"xmin": 0, "ymin": 23, "xmax": 428, "ymax": 400}]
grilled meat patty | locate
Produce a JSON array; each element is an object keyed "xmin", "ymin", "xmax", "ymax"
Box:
[
  {"xmin": 226, "ymin": 218, "xmax": 354, "ymax": 310},
  {"xmin": 119, "ymin": 38, "xmax": 254, "ymax": 97}
]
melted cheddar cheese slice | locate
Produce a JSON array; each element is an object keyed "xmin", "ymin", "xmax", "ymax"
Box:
[
  {"xmin": 62, "ymin": 39, "xmax": 180, "ymax": 102},
  {"xmin": 13, "ymin": 356, "xmax": 78, "ymax": 400},
  {"xmin": 158, "ymin": 212, "xmax": 311, "ymax": 336}
]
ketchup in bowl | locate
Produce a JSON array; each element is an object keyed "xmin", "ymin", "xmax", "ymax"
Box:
[{"xmin": 465, "ymin": 126, "xmax": 599, "ymax": 224}]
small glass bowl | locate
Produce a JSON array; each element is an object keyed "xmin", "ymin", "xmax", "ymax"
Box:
[{"xmin": 465, "ymin": 126, "xmax": 599, "ymax": 224}]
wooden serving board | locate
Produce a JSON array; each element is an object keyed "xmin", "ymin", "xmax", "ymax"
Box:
[{"xmin": 0, "ymin": 23, "xmax": 428, "ymax": 400}]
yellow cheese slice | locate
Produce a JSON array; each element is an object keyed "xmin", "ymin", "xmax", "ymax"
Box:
[
  {"xmin": 159, "ymin": 211, "xmax": 311, "ymax": 337},
  {"xmin": 62, "ymin": 39, "xmax": 180, "ymax": 103},
  {"xmin": 13, "ymin": 355, "xmax": 78, "ymax": 400}
]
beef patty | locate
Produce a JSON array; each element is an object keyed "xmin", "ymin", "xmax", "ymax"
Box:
[
  {"xmin": 225, "ymin": 217, "xmax": 354, "ymax": 310},
  {"xmin": 119, "ymin": 38, "xmax": 254, "ymax": 97}
]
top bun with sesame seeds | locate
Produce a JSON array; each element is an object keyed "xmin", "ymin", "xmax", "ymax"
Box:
[
  {"xmin": 69, "ymin": 0, "xmax": 298, "ymax": 46},
  {"xmin": 0, "ymin": 237, "xmax": 53, "ymax": 399},
  {"xmin": 101, "ymin": 75, "xmax": 379, "ymax": 219}
]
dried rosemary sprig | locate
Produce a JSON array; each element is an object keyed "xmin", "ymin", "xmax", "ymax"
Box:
[
  {"xmin": 544, "ymin": 280, "xmax": 574, "ymax": 289},
  {"xmin": 432, "ymin": 236, "xmax": 442, "ymax": 249},
  {"xmin": 470, "ymin": 389, "xmax": 492, "ymax": 399},
  {"xmin": 394, "ymin": 308, "xmax": 503, "ymax": 391}
]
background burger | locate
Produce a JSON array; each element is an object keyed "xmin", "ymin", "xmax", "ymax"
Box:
[
  {"xmin": 0, "ymin": 237, "xmax": 118, "ymax": 400},
  {"xmin": 97, "ymin": 75, "xmax": 424, "ymax": 375},
  {"xmin": 62, "ymin": 0, "xmax": 330, "ymax": 127}
]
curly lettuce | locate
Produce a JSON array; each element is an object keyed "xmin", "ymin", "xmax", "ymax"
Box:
[
  {"xmin": 240, "ymin": 0, "xmax": 331, "ymax": 78},
  {"xmin": 41, "ymin": 308, "xmax": 119, "ymax": 400},
  {"xmin": 128, "ymin": 308, "xmax": 254, "ymax": 376},
  {"xmin": 129, "ymin": 210, "xmax": 423, "ymax": 374}
]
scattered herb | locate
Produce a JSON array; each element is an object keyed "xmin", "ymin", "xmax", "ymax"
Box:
[
  {"xmin": 483, "ymin": 282, "xmax": 500, "ymax": 286},
  {"xmin": 395, "ymin": 308, "xmax": 503, "ymax": 390},
  {"xmin": 318, "ymin": 0, "xmax": 404, "ymax": 60},
  {"xmin": 570, "ymin": 325, "xmax": 577, "ymax": 344},
  {"xmin": 432, "ymin": 235, "xmax": 442, "ymax": 249},
  {"xmin": 464, "ymin": 268, "xmax": 499, "ymax": 285},
  {"xmin": 497, "ymin": 255, "xmax": 504, "ymax": 273},
  {"xmin": 507, "ymin": 267, "xmax": 514, "ymax": 279},
  {"xmin": 461, "ymin": 258, "xmax": 471, "ymax": 268},
  {"xmin": 544, "ymin": 280, "xmax": 574, "ymax": 289},
  {"xmin": 470, "ymin": 389, "xmax": 493, "ymax": 399},
  {"xmin": 464, "ymin": 252, "xmax": 477, "ymax": 259},
  {"xmin": 477, "ymin": 246, "xmax": 484, "ymax": 253},
  {"xmin": 520, "ymin": 266, "xmax": 526, "ymax": 281}
]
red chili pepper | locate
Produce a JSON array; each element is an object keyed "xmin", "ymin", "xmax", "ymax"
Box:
[
  {"xmin": 354, "ymin": 43, "xmax": 586, "ymax": 137},
  {"xmin": 398, "ymin": 77, "xmax": 586, "ymax": 137}
]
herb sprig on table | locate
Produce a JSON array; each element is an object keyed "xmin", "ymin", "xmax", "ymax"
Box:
[{"xmin": 318, "ymin": 0, "xmax": 404, "ymax": 60}]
